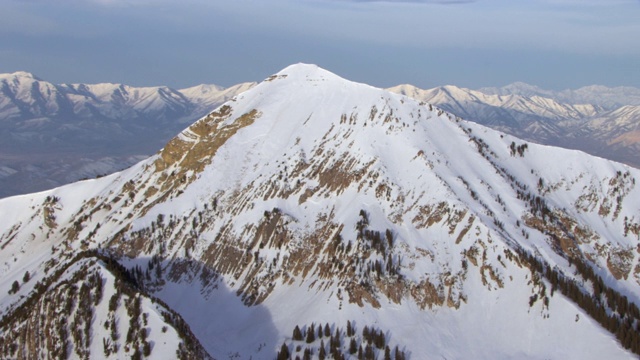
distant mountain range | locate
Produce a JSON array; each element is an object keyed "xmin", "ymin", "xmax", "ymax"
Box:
[
  {"xmin": 388, "ymin": 83, "xmax": 640, "ymax": 169},
  {"xmin": 479, "ymin": 82, "xmax": 640, "ymax": 109},
  {"xmin": 0, "ymin": 71, "xmax": 254, "ymax": 197},
  {"xmin": 1, "ymin": 71, "xmax": 640, "ymax": 198}
]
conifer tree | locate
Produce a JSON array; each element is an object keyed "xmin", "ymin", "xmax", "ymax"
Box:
[
  {"xmin": 349, "ymin": 338, "xmax": 358, "ymax": 354},
  {"xmin": 277, "ymin": 343, "xmax": 290, "ymax": 360},
  {"xmin": 9, "ymin": 280, "xmax": 19, "ymax": 294},
  {"xmin": 306, "ymin": 326, "xmax": 316, "ymax": 343},
  {"xmin": 329, "ymin": 335, "xmax": 338, "ymax": 356},
  {"xmin": 324, "ymin": 323, "xmax": 331, "ymax": 337},
  {"xmin": 293, "ymin": 325, "xmax": 303, "ymax": 341},
  {"xmin": 375, "ymin": 329, "xmax": 385, "ymax": 349},
  {"xmin": 319, "ymin": 340, "xmax": 326, "ymax": 360},
  {"xmin": 394, "ymin": 346, "xmax": 405, "ymax": 360},
  {"xmin": 364, "ymin": 344, "xmax": 375, "ymax": 360},
  {"xmin": 132, "ymin": 348, "xmax": 142, "ymax": 360}
]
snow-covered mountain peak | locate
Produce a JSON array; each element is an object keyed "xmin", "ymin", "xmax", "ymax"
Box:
[
  {"xmin": 178, "ymin": 83, "xmax": 225, "ymax": 96},
  {"xmin": 274, "ymin": 62, "xmax": 323, "ymax": 77},
  {"xmin": 266, "ymin": 63, "xmax": 372, "ymax": 90},
  {"xmin": 0, "ymin": 71, "xmax": 40, "ymax": 81},
  {"xmin": 479, "ymin": 81, "xmax": 549, "ymax": 97},
  {"xmin": 2, "ymin": 64, "xmax": 640, "ymax": 359},
  {"xmin": 503, "ymin": 81, "xmax": 546, "ymax": 91},
  {"xmin": 151, "ymin": 64, "xmax": 438, "ymax": 198},
  {"xmin": 0, "ymin": 71, "xmax": 46, "ymax": 94}
]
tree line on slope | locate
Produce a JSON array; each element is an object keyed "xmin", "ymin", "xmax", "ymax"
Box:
[
  {"xmin": 277, "ymin": 321, "xmax": 407, "ymax": 360},
  {"xmin": 517, "ymin": 248, "xmax": 640, "ymax": 355}
]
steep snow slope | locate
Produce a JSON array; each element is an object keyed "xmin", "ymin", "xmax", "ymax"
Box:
[{"xmin": 1, "ymin": 64, "xmax": 639, "ymax": 359}]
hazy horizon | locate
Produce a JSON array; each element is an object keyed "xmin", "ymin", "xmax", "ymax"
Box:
[{"xmin": 1, "ymin": 0, "xmax": 639, "ymax": 90}]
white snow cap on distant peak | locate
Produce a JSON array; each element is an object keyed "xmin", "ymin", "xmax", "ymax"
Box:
[
  {"xmin": 276, "ymin": 63, "xmax": 320, "ymax": 75},
  {"xmin": 274, "ymin": 63, "xmax": 343, "ymax": 81},
  {"xmin": 0, "ymin": 71, "xmax": 40, "ymax": 81},
  {"xmin": 11, "ymin": 71, "xmax": 37, "ymax": 78}
]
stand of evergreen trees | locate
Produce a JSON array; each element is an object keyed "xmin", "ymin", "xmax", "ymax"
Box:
[
  {"xmin": 277, "ymin": 321, "xmax": 407, "ymax": 360},
  {"xmin": 517, "ymin": 249, "xmax": 640, "ymax": 355}
]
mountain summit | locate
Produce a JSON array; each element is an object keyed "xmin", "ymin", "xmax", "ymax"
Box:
[{"xmin": 1, "ymin": 64, "xmax": 639, "ymax": 359}]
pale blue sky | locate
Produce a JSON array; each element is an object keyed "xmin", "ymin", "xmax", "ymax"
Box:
[{"xmin": 1, "ymin": 0, "xmax": 639, "ymax": 90}]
